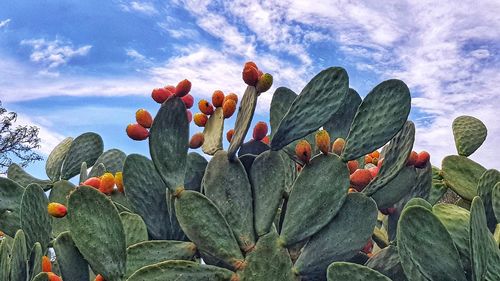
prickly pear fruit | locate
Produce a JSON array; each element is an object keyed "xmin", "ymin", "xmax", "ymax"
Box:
[
  {"xmin": 295, "ymin": 140, "xmax": 312, "ymax": 164},
  {"xmin": 244, "ymin": 61, "xmax": 258, "ymax": 69},
  {"xmin": 315, "ymin": 130, "xmax": 330, "ymax": 155},
  {"xmin": 222, "ymin": 99, "xmax": 237, "ymax": 119},
  {"xmin": 48, "ymin": 202, "xmax": 67, "ymax": 218},
  {"xmin": 95, "ymin": 274, "xmax": 105, "ymax": 281},
  {"xmin": 151, "ymin": 87, "xmax": 172, "ymax": 103},
  {"xmin": 256, "ymin": 73, "xmax": 273, "ymax": 93},
  {"xmin": 47, "ymin": 272, "xmax": 63, "ymax": 281},
  {"xmin": 371, "ymin": 157, "xmax": 378, "ymax": 166},
  {"xmin": 350, "ymin": 169, "xmax": 373, "ymax": 191},
  {"xmin": 175, "ymin": 79, "xmax": 191, "ymax": 97},
  {"xmin": 83, "ymin": 177, "xmax": 101, "ymax": 189},
  {"xmin": 198, "ymin": 99, "xmax": 215, "ymax": 115},
  {"xmin": 212, "ymin": 90, "xmax": 225, "ymax": 107},
  {"xmin": 296, "ymin": 163, "xmax": 303, "ymax": 173},
  {"xmin": 181, "ymin": 94, "xmax": 194, "ymax": 109},
  {"xmin": 99, "ymin": 172, "xmax": 115, "ymax": 195},
  {"xmin": 368, "ymin": 166, "xmax": 379, "ymax": 178},
  {"xmin": 332, "ymin": 138, "xmax": 345, "ymax": 155},
  {"xmin": 406, "ymin": 151, "xmax": 418, "ymax": 166},
  {"xmin": 186, "ymin": 109, "xmax": 192, "ymax": 122},
  {"xmin": 115, "ymin": 172, "xmax": 124, "ymax": 193},
  {"xmin": 377, "ymin": 158, "xmax": 384, "ymax": 168},
  {"xmin": 189, "ymin": 133, "xmax": 204, "ymax": 149},
  {"xmin": 126, "ymin": 123, "xmax": 149, "ymax": 141},
  {"xmin": 193, "ymin": 113, "xmax": 208, "ymax": 127},
  {"xmin": 365, "ymin": 155, "xmax": 373, "ymax": 164},
  {"xmin": 253, "ymin": 122, "xmax": 268, "ymax": 141},
  {"xmin": 135, "ymin": 109, "xmax": 153, "ymax": 128},
  {"xmin": 347, "ymin": 160, "xmax": 358, "ymax": 174},
  {"xmin": 415, "ymin": 151, "xmax": 430, "ymax": 168},
  {"xmin": 262, "ymin": 135, "xmax": 270, "ymax": 145},
  {"xmin": 42, "ymin": 256, "xmax": 52, "ymax": 272},
  {"xmin": 227, "ymin": 129, "xmax": 235, "ymax": 142},
  {"xmin": 242, "ymin": 65, "xmax": 260, "ymax": 86},
  {"xmin": 224, "ymin": 93, "xmax": 238, "ymax": 104}
]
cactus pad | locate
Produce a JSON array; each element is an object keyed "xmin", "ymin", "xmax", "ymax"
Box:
[
  {"xmin": 88, "ymin": 148, "xmax": 126, "ymax": 177},
  {"xmin": 493, "ymin": 183, "xmax": 500, "ymax": 222},
  {"xmin": 119, "ymin": 212, "xmax": 148, "ymax": 247},
  {"xmin": 53, "ymin": 231, "xmax": 89, "ymax": 281},
  {"xmin": 442, "ymin": 155, "xmax": 486, "ymax": 201},
  {"xmin": 7, "ymin": 163, "xmax": 52, "ymax": 191},
  {"xmin": 477, "ymin": 169, "xmax": 500, "ymax": 231},
  {"xmin": 323, "ymin": 88, "xmax": 362, "ymax": 141},
  {"xmin": 45, "ymin": 137, "xmax": 73, "ymax": 181},
  {"xmin": 127, "ymin": 260, "xmax": 235, "ymax": 281},
  {"xmin": 184, "ymin": 152, "xmax": 208, "ymax": 192},
  {"xmin": 371, "ymin": 166, "xmax": 417, "ymax": 209},
  {"xmin": 10, "ymin": 229, "xmax": 28, "ymax": 281},
  {"xmin": 48, "ymin": 180, "xmax": 74, "ymax": 238},
  {"xmin": 270, "ymin": 87, "xmax": 297, "ymax": 140},
  {"xmin": 202, "ymin": 107, "xmax": 224, "ymax": 155},
  {"xmin": 452, "ymin": 115, "xmax": 487, "ymax": 157},
  {"xmin": 365, "ymin": 245, "xmax": 407, "ymax": 281},
  {"xmin": 20, "ymin": 183, "xmax": 51, "ymax": 251},
  {"xmin": 61, "ymin": 132, "xmax": 103, "ymax": 180},
  {"xmin": 327, "ymin": 262, "xmax": 392, "ymax": 281},
  {"xmin": 228, "ymin": 86, "xmax": 258, "ymax": 160}
]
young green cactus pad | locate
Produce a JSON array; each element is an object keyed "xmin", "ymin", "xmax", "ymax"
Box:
[
  {"xmin": 202, "ymin": 107, "xmax": 224, "ymax": 155},
  {"xmin": 45, "ymin": 137, "xmax": 73, "ymax": 181},
  {"xmin": 327, "ymin": 262, "xmax": 392, "ymax": 281},
  {"xmin": 88, "ymin": 149, "xmax": 127, "ymax": 177},
  {"xmin": 20, "ymin": 183, "xmax": 52, "ymax": 251},
  {"xmin": 61, "ymin": 132, "xmax": 104, "ymax": 180},
  {"xmin": 119, "ymin": 212, "xmax": 148, "ymax": 247},
  {"xmin": 365, "ymin": 245, "xmax": 407, "ymax": 281},
  {"xmin": 127, "ymin": 260, "xmax": 236, "ymax": 281},
  {"xmin": 452, "ymin": 115, "xmax": 487, "ymax": 157},
  {"xmin": 323, "ymin": 88, "xmax": 362, "ymax": 141},
  {"xmin": 53, "ymin": 231, "xmax": 89, "ymax": 281},
  {"xmin": 0, "ymin": 238, "xmax": 11, "ymax": 281},
  {"xmin": 10, "ymin": 229, "xmax": 28, "ymax": 281},
  {"xmin": 442, "ymin": 155, "xmax": 486, "ymax": 201},
  {"xmin": 477, "ymin": 169, "xmax": 500, "ymax": 231},
  {"xmin": 228, "ymin": 86, "xmax": 258, "ymax": 160}
]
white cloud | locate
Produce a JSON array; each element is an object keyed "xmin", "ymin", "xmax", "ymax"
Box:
[
  {"xmin": 120, "ymin": 1, "xmax": 157, "ymax": 15},
  {"xmin": 125, "ymin": 48, "xmax": 147, "ymax": 61},
  {"xmin": 0, "ymin": 18, "xmax": 11, "ymax": 29}
]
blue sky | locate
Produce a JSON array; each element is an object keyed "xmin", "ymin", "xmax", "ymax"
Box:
[{"xmin": 1, "ymin": 0, "xmax": 499, "ymax": 179}]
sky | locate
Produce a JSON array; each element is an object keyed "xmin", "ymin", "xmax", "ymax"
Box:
[{"xmin": 1, "ymin": 0, "xmax": 499, "ymax": 179}]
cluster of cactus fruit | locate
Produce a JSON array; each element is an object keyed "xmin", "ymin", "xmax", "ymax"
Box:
[{"xmin": 1, "ymin": 61, "xmax": 499, "ymax": 281}]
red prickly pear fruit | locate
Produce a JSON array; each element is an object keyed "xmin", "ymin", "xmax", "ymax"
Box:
[
  {"xmin": 256, "ymin": 73, "xmax": 273, "ymax": 93},
  {"xmin": 151, "ymin": 87, "xmax": 172, "ymax": 104},
  {"xmin": 406, "ymin": 151, "xmax": 418, "ymax": 166},
  {"xmin": 244, "ymin": 61, "xmax": 258, "ymax": 69},
  {"xmin": 135, "ymin": 109, "xmax": 153, "ymax": 128},
  {"xmin": 262, "ymin": 135, "xmax": 270, "ymax": 145},
  {"xmin": 189, "ymin": 133, "xmax": 204, "ymax": 149},
  {"xmin": 371, "ymin": 150, "xmax": 380, "ymax": 159},
  {"xmin": 415, "ymin": 151, "xmax": 430, "ymax": 168},
  {"xmin": 47, "ymin": 272, "xmax": 63, "ymax": 281},
  {"xmin": 347, "ymin": 160, "xmax": 358, "ymax": 174},
  {"xmin": 212, "ymin": 90, "xmax": 225, "ymax": 107},
  {"xmin": 315, "ymin": 130, "xmax": 330, "ymax": 155},
  {"xmin": 242, "ymin": 65, "xmax": 260, "ymax": 86},
  {"xmin": 224, "ymin": 93, "xmax": 238, "ymax": 104},
  {"xmin": 126, "ymin": 123, "xmax": 149, "ymax": 141},
  {"xmin": 175, "ymin": 79, "xmax": 191, "ymax": 97},
  {"xmin": 42, "ymin": 256, "xmax": 52, "ymax": 272},
  {"xmin": 82, "ymin": 177, "xmax": 101, "ymax": 189},
  {"xmin": 350, "ymin": 169, "xmax": 373, "ymax": 191},
  {"xmin": 332, "ymin": 138, "xmax": 345, "ymax": 155},
  {"xmin": 99, "ymin": 172, "xmax": 115, "ymax": 195},
  {"xmin": 252, "ymin": 122, "xmax": 268, "ymax": 141},
  {"xmin": 186, "ymin": 109, "xmax": 192, "ymax": 123},
  {"xmin": 368, "ymin": 166, "xmax": 379, "ymax": 178},
  {"xmin": 181, "ymin": 94, "xmax": 194, "ymax": 109},
  {"xmin": 198, "ymin": 99, "xmax": 214, "ymax": 115},
  {"xmin": 95, "ymin": 274, "xmax": 105, "ymax": 281},
  {"xmin": 226, "ymin": 129, "xmax": 235, "ymax": 142},
  {"xmin": 362, "ymin": 239, "xmax": 373, "ymax": 254},
  {"xmin": 222, "ymin": 99, "xmax": 237, "ymax": 118},
  {"xmin": 365, "ymin": 155, "xmax": 373, "ymax": 164},
  {"xmin": 115, "ymin": 172, "xmax": 124, "ymax": 193},
  {"xmin": 371, "ymin": 157, "xmax": 378, "ymax": 166},
  {"xmin": 193, "ymin": 113, "xmax": 208, "ymax": 127},
  {"xmin": 47, "ymin": 202, "xmax": 67, "ymax": 218},
  {"xmin": 295, "ymin": 140, "xmax": 312, "ymax": 164}
]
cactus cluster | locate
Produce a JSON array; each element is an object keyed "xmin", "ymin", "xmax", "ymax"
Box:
[{"xmin": 1, "ymin": 62, "xmax": 499, "ymax": 281}]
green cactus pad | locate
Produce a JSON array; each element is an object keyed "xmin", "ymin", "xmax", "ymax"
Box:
[
  {"xmin": 452, "ymin": 115, "xmax": 487, "ymax": 157},
  {"xmin": 271, "ymin": 67, "xmax": 348, "ymax": 151},
  {"xmin": 67, "ymin": 186, "xmax": 126, "ymax": 281},
  {"xmin": 110, "ymin": 190, "xmax": 132, "ymax": 210},
  {"xmin": 0, "ymin": 177, "xmax": 23, "ymax": 214},
  {"xmin": 20, "ymin": 183, "xmax": 51, "ymax": 251},
  {"xmin": 228, "ymin": 86, "xmax": 258, "ymax": 160},
  {"xmin": 428, "ymin": 179, "xmax": 448, "ymax": 205},
  {"xmin": 0, "ymin": 238, "xmax": 11, "ymax": 281},
  {"xmin": 250, "ymin": 150, "xmax": 287, "ymax": 236},
  {"xmin": 327, "ymin": 262, "xmax": 391, "ymax": 281},
  {"xmin": 7, "ymin": 163, "xmax": 52, "ymax": 191},
  {"xmin": 10, "ymin": 229, "xmax": 28, "ymax": 281},
  {"xmin": 48, "ymin": 180, "xmax": 74, "ymax": 238},
  {"xmin": 79, "ymin": 162, "xmax": 88, "ymax": 183},
  {"xmin": 280, "ymin": 154, "xmax": 349, "ymax": 246},
  {"xmin": 119, "ymin": 212, "xmax": 148, "ymax": 247},
  {"xmin": 477, "ymin": 169, "xmax": 500, "ymax": 231},
  {"xmin": 127, "ymin": 260, "xmax": 235, "ymax": 281},
  {"xmin": 202, "ymin": 150, "xmax": 255, "ymax": 250},
  {"xmin": 238, "ymin": 226, "xmax": 294, "ymax": 281},
  {"xmin": 365, "ymin": 245, "xmax": 407, "ymax": 281},
  {"xmin": 363, "ymin": 121, "xmax": 415, "ymax": 196},
  {"xmin": 88, "ymin": 149, "xmax": 127, "ymax": 177},
  {"xmin": 123, "ymin": 154, "xmax": 171, "ymax": 239},
  {"xmin": 61, "ymin": 132, "xmax": 104, "ymax": 180},
  {"xmin": 323, "ymin": 88, "xmax": 362, "ymax": 141},
  {"xmin": 295, "ymin": 193, "xmax": 377, "ymax": 277},
  {"xmin": 45, "ymin": 137, "xmax": 73, "ymax": 181},
  {"xmin": 90, "ymin": 163, "xmax": 106, "ymax": 178},
  {"xmin": 53, "ymin": 232, "xmax": 89, "ymax": 281},
  {"xmin": 149, "ymin": 97, "xmax": 189, "ymax": 191},
  {"xmin": 125, "ymin": 240, "xmax": 197, "ymax": 279},
  {"xmin": 493, "ymin": 183, "xmax": 500, "ymax": 222},
  {"xmin": 371, "ymin": 166, "xmax": 417, "ymax": 209},
  {"xmin": 184, "ymin": 152, "xmax": 208, "ymax": 192},
  {"xmin": 202, "ymin": 107, "xmax": 224, "ymax": 155},
  {"xmin": 238, "ymin": 140, "xmax": 269, "ymax": 157},
  {"xmin": 342, "ymin": 79, "xmax": 411, "ymax": 161},
  {"xmin": 238, "ymin": 154, "xmax": 256, "ymax": 177},
  {"xmin": 397, "ymin": 205, "xmax": 467, "ymax": 281},
  {"xmin": 174, "ymin": 190, "xmax": 243, "ymax": 268},
  {"xmin": 270, "ymin": 87, "xmax": 297, "ymax": 140},
  {"xmin": 442, "ymin": 155, "xmax": 486, "ymax": 201},
  {"xmin": 28, "ymin": 242, "xmax": 42, "ymax": 279}
]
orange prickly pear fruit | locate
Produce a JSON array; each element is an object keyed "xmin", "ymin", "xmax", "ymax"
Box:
[
  {"xmin": 126, "ymin": 123, "xmax": 149, "ymax": 141},
  {"xmin": 295, "ymin": 140, "xmax": 312, "ymax": 164},
  {"xmin": 224, "ymin": 93, "xmax": 238, "ymax": 104},
  {"xmin": 82, "ymin": 177, "xmax": 101, "ymax": 189},
  {"xmin": 175, "ymin": 79, "xmax": 191, "ymax": 97},
  {"xmin": 198, "ymin": 99, "xmax": 214, "ymax": 115},
  {"xmin": 193, "ymin": 113, "xmax": 208, "ymax": 127},
  {"xmin": 135, "ymin": 109, "xmax": 153, "ymax": 128},
  {"xmin": 350, "ymin": 169, "xmax": 373, "ymax": 191},
  {"xmin": 99, "ymin": 173, "xmax": 115, "ymax": 195},
  {"xmin": 315, "ymin": 130, "xmax": 330, "ymax": 155},
  {"xmin": 115, "ymin": 172, "xmax": 124, "ymax": 193},
  {"xmin": 181, "ymin": 94, "xmax": 194, "ymax": 109},
  {"xmin": 48, "ymin": 203, "xmax": 67, "ymax": 218},
  {"xmin": 242, "ymin": 65, "xmax": 260, "ymax": 86},
  {"xmin": 371, "ymin": 157, "xmax": 378, "ymax": 166},
  {"xmin": 47, "ymin": 272, "xmax": 63, "ymax": 281},
  {"xmin": 222, "ymin": 99, "xmax": 237, "ymax": 118},
  {"xmin": 332, "ymin": 138, "xmax": 345, "ymax": 155},
  {"xmin": 371, "ymin": 150, "xmax": 380, "ymax": 159},
  {"xmin": 189, "ymin": 133, "xmax": 204, "ymax": 149},
  {"xmin": 186, "ymin": 109, "xmax": 192, "ymax": 123},
  {"xmin": 415, "ymin": 151, "xmax": 430, "ymax": 168},
  {"xmin": 347, "ymin": 160, "xmax": 358, "ymax": 174},
  {"xmin": 151, "ymin": 87, "xmax": 172, "ymax": 104},
  {"xmin": 261, "ymin": 135, "xmax": 270, "ymax": 145},
  {"xmin": 95, "ymin": 274, "xmax": 105, "ymax": 281},
  {"xmin": 226, "ymin": 129, "xmax": 235, "ymax": 142},
  {"xmin": 252, "ymin": 122, "xmax": 268, "ymax": 141},
  {"xmin": 364, "ymin": 155, "xmax": 373, "ymax": 164},
  {"xmin": 256, "ymin": 73, "xmax": 273, "ymax": 93},
  {"xmin": 42, "ymin": 256, "xmax": 52, "ymax": 272},
  {"xmin": 212, "ymin": 90, "xmax": 225, "ymax": 107},
  {"xmin": 406, "ymin": 151, "xmax": 418, "ymax": 166}
]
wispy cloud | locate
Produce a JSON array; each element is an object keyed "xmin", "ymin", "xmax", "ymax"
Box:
[
  {"xmin": 120, "ymin": 1, "xmax": 157, "ymax": 15},
  {"xmin": 0, "ymin": 18, "xmax": 11, "ymax": 29}
]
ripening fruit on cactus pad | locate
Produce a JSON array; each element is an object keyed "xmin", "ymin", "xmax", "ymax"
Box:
[
  {"xmin": 212, "ymin": 90, "xmax": 225, "ymax": 107},
  {"xmin": 99, "ymin": 172, "xmax": 115, "ymax": 195},
  {"xmin": 295, "ymin": 140, "xmax": 312, "ymax": 164},
  {"xmin": 175, "ymin": 79, "xmax": 191, "ymax": 97},
  {"xmin": 253, "ymin": 122, "xmax": 268, "ymax": 141},
  {"xmin": 47, "ymin": 273, "xmax": 63, "ymax": 281},
  {"xmin": 135, "ymin": 109, "xmax": 153, "ymax": 128},
  {"xmin": 256, "ymin": 73, "xmax": 273, "ymax": 93},
  {"xmin": 151, "ymin": 87, "xmax": 172, "ymax": 104},
  {"xmin": 224, "ymin": 93, "xmax": 238, "ymax": 104},
  {"xmin": 332, "ymin": 138, "xmax": 345, "ymax": 155},
  {"xmin": 115, "ymin": 172, "xmax": 124, "ymax": 193},
  {"xmin": 126, "ymin": 123, "xmax": 149, "ymax": 141},
  {"xmin": 42, "ymin": 256, "xmax": 52, "ymax": 272},
  {"xmin": 194, "ymin": 113, "xmax": 208, "ymax": 127},
  {"xmin": 83, "ymin": 177, "xmax": 101, "ymax": 189},
  {"xmin": 350, "ymin": 169, "xmax": 373, "ymax": 191},
  {"xmin": 315, "ymin": 130, "xmax": 330, "ymax": 155},
  {"xmin": 227, "ymin": 129, "xmax": 235, "ymax": 142},
  {"xmin": 47, "ymin": 202, "xmax": 67, "ymax": 218},
  {"xmin": 181, "ymin": 94, "xmax": 194, "ymax": 109},
  {"xmin": 415, "ymin": 151, "xmax": 430, "ymax": 168},
  {"xmin": 189, "ymin": 133, "xmax": 204, "ymax": 149},
  {"xmin": 198, "ymin": 99, "xmax": 215, "ymax": 115},
  {"xmin": 223, "ymin": 99, "xmax": 237, "ymax": 118}
]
